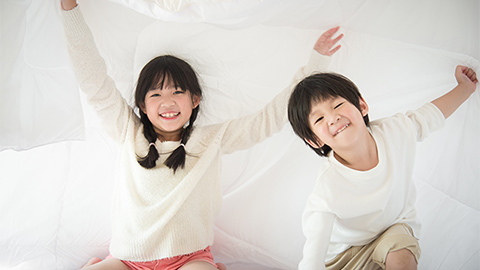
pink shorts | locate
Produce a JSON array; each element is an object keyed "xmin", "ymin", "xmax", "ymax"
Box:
[{"xmin": 106, "ymin": 247, "xmax": 217, "ymax": 270}]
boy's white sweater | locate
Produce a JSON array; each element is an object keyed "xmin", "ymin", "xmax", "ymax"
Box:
[
  {"xmin": 299, "ymin": 103, "xmax": 445, "ymax": 269},
  {"xmin": 62, "ymin": 7, "xmax": 330, "ymax": 261}
]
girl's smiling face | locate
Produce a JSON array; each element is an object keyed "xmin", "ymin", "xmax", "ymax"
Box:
[
  {"xmin": 306, "ymin": 96, "xmax": 369, "ymax": 151},
  {"xmin": 141, "ymin": 79, "xmax": 200, "ymax": 142}
]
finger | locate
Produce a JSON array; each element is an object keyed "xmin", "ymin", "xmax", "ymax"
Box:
[
  {"xmin": 331, "ymin": 33, "xmax": 344, "ymax": 43},
  {"xmin": 323, "ymin": 26, "xmax": 340, "ymax": 38},
  {"xmin": 465, "ymin": 68, "xmax": 475, "ymax": 78},
  {"xmin": 328, "ymin": 45, "xmax": 341, "ymax": 55}
]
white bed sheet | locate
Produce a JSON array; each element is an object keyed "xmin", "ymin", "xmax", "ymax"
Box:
[{"xmin": 0, "ymin": 0, "xmax": 479, "ymax": 269}]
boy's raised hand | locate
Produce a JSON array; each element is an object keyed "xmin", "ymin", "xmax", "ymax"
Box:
[
  {"xmin": 455, "ymin": 65, "xmax": 478, "ymax": 93},
  {"xmin": 314, "ymin": 26, "xmax": 344, "ymax": 56}
]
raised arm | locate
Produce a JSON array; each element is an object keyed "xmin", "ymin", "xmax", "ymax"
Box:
[
  {"xmin": 217, "ymin": 27, "xmax": 343, "ymax": 154},
  {"xmin": 432, "ymin": 65, "xmax": 478, "ymax": 119}
]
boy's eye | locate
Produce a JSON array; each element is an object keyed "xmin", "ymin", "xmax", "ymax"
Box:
[
  {"xmin": 334, "ymin": 102, "xmax": 344, "ymax": 109},
  {"xmin": 314, "ymin": 116, "xmax": 324, "ymax": 124}
]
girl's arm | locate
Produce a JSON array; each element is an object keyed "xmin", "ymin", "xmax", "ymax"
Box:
[
  {"xmin": 61, "ymin": 3, "xmax": 136, "ymax": 143},
  {"xmin": 60, "ymin": 0, "xmax": 77, "ymax": 10},
  {"xmin": 432, "ymin": 65, "xmax": 478, "ymax": 119},
  {"xmin": 217, "ymin": 27, "xmax": 343, "ymax": 153}
]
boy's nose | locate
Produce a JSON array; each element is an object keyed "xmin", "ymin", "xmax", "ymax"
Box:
[{"xmin": 329, "ymin": 115, "xmax": 341, "ymax": 125}]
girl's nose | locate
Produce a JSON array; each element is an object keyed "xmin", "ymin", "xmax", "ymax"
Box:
[{"xmin": 160, "ymin": 96, "xmax": 175, "ymax": 107}]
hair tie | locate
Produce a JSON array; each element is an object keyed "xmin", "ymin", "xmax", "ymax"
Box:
[
  {"xmin": 179, "ymin": 143, "xmax": 185, "ymax": 148},
  {"xmin": 149, "ymin": 142, "xmax": 156, "ymax": 148}
]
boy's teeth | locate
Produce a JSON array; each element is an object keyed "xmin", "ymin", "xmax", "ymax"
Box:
[{"xmin": 335, "ymin": 124, "xmax": 349, "ymax": 135}]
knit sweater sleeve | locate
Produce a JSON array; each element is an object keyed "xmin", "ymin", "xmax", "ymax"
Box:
[
  {"xmin": 218, "ymin": 52, "xmax": 331, "ymax": 154},
  {"xmin": 62, "ymin": 7, "xmax": 136, "ymax": 143}
]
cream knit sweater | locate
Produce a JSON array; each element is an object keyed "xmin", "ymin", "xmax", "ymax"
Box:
[{"xmin": 62, "ymin": 6, "xmax": 331, "ymax": 261}]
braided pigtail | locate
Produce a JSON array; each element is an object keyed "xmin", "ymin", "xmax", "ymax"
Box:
[
  {"xmin": 137, "ymin": 113, "xmax": 160, "ymax": 168},
  {"xmin": 164, "ymin": 106, "xmax": 199, "ymax": 172}
]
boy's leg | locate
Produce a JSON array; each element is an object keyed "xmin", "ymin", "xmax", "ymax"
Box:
[
  {"xmin": 385, "ymin": 249, "xmax": 417, "ymax": 270},
  {"xmin": 371, "ymin": 223, "xmax": 420, "ymax": 270}
]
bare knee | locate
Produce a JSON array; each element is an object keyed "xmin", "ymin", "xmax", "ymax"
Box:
[
  {"xmin": 81, "ymin": 258, "xmax": 130, "ymax": 270},
  {"xmin": 81, "ymin": 257, "xmax": 102, "ymax": 269},
  {"xmin": 385, "ymin": 249, "xmax": 417, "ymax": 270},
  {"xmin": 180, "ymin": 261, "xmax": 223, "ymax": 270}
]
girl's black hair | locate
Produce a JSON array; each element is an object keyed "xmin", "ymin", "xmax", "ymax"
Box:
[
  {"xmin": 287, "ymin": 72, "xmax": 369, "ymax": 157},
  {"xmin": 134, "ymin": 55, "xmax": 202, "ymax": 172}
]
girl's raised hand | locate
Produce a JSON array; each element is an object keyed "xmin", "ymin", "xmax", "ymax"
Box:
[
  {"xmin": 61, "ymin": 0, "xmax": 77, "ymax": 10},
  {"xmin": 314, "ymin": 26, "xmax": 343, "ymax": 56}
]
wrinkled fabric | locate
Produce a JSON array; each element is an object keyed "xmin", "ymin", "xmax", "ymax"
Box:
[{"xmin": 0, "ymin": 0, "xmax": 478, "ymax": 269}]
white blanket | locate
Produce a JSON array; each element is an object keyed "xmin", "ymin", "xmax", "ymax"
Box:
[{"xmin": 0, "ymin": 0, "xmax": 478, "ymax": 269}]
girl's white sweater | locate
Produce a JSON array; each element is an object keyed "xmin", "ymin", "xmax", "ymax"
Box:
[{"xmin": 62, "ymin": 6, "xmax": 330, "ymax": 261}]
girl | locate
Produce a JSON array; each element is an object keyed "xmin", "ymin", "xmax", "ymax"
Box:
[{"xmin": 60, "ymin": 0, "xmax": 343, "ymax": 269}]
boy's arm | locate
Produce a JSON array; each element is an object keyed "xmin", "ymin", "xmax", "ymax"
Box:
[
  {"xmin": 299, "ymin": 208, "xmax": 335, "ymax": 270},
  {"xmin": 432, "ymin": 65, "xmax": 478, "ymax": 119}
]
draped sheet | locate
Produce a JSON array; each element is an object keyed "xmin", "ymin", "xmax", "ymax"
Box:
[{"xmin": 0, "ymin": 0, "xmax": 478, "ymax": 269}]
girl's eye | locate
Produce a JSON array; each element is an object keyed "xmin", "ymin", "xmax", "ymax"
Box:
[
  {"xmin": 150, "ymin": 93, "xmax": 160, "ymax": 97},
  {"xmin": 174, "ymin": 90, "xmax": 185, "ymax": 94},
  {"xmin": 334, "ymin": 102, "xmax": 344, "ymax": 109}
]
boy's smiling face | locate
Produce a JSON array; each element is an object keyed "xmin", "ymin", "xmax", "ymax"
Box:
[{"xmin": 306, "ymin": 96, "xmax": 369, "ymax": 151}]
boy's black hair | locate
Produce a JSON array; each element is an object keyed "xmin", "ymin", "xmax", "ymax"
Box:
[
  {"xmin": 134, "ymin": 55, "xmax": 202, "ymax": 172},
  {"xmin": 287, "ymin": 72, "xmax": 369, "ymax": 156}
]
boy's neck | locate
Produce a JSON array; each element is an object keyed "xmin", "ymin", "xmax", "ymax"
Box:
[{"xmin": 333, "ymin": 132, "xmax": 378, "ymax": 171}]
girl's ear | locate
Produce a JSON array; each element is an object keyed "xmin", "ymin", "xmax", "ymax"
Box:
[
  {"xmin": 305, "ymin": 138, "xmax": 323, "ymax": 149},
  {"xmin": 139, "ymin": 103, "xmax": 146, "ymax": 114},
  {"xmin": 359, "ymin": 97, "xmax": 369, "ymax": 117},
  {"xmin": 192, "ymin": 95, "xmax": 201, "ymax": 109}
]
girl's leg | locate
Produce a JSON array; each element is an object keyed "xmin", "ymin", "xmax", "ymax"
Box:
[
  {"xmin": 81, "ymin": 257, "xmax": 130, "ymax": 270},
  {"xmin": 179, "ymin": 261, "xmax": 226, "ymax": 270},
  {"xmin": 385, "ymin": 248, "xmax": 417, "ymax": 270}
]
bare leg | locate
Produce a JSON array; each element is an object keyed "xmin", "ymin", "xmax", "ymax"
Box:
[
  {"xmin": 385, "ymin": 248, "xmax": 417, "ymax": 270},
  {"xmin": 81, "ymin": 257, "xmax": 130, "ymax": 270},
  {"xmin": 180, "ymin": 261, "xmax": 227, "ymax": 270}
]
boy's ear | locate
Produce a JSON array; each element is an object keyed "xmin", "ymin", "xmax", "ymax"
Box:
[
  {"xmin": 359, "ymin": 97, "xmax": 369, "ymax": 116},
  {"xmin": 305, "ymin": 138, "xmax": 323, "ymax": 149}
]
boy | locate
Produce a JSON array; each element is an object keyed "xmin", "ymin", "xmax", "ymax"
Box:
[{"xmin": 287, "ymin": 67, "xmax": 477, "ymax": 269}]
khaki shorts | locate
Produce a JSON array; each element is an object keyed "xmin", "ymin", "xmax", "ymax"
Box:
[{"xmin": 326, "ymin": 223, "xmax": 421, "ymax": 270}]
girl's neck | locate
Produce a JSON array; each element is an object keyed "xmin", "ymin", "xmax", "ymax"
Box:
[
  {"xmin": 155, "ymin": 128, "xmax": 183, "ymax": 142},
  {"xmin": 333, "ymin": 132, "xmax": 378, "ymax": 171}
]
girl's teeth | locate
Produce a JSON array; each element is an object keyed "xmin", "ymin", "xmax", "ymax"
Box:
[{"xmin": 161, "ymin": 113, "xmax": 179, "ymax": 118}]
